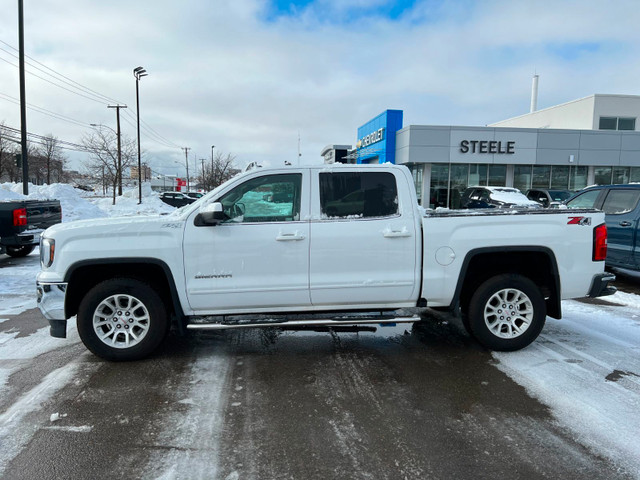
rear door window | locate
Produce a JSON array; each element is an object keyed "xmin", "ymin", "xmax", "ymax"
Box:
[
  {"xmin": 320, "ymin": 172, "xmax": 398, "ymax": 219},
  {"xmin": 601, "ymin": 189, "xmax": 640, "ymax": 215}
]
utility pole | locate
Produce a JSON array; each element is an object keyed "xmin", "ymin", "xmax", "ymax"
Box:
[
  {"xmin": 108, "ymin": 104, "xmax": 127, "ymax": 195},
  {"xmin": 18, "ymin": 0, "xmax": 29, "ymax": 194},
  {"xmin": 200, "ymin": 159, "xmax": 205, "ymax": 190},
  {"xmin": 182, "ymin": 147, "xmax": 191, "ymax": 192}
]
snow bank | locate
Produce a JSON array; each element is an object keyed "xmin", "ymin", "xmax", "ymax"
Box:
[{"xmin": 1, "ymin": 182, "xmax": 175, "ymax": 222}]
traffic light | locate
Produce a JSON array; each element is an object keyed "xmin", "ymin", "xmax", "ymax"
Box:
[{"xmin": 15, "ymin": 153, "xmax": 22, "ymax": 168}]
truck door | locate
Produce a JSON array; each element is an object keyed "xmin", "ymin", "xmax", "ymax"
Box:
[
  {"xmin": 309, "ymin": 170, "xmax": 419, "ymax": 307},
  {"xmin": 183, "ymin": 171, "xmax": 311, "ymax": 313},
  {"xmin": 600, "ymin": 188, "xmax": 640, "ymax": 269}
]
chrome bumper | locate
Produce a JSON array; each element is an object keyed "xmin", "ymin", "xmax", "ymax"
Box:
[{"xmin": 36, "ymin": 281, "xmax": 68, "ymax": 338}]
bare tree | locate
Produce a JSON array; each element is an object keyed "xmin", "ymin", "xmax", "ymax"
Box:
[
  {"xmin": 37, "ymin": 135, "xmax": 66, "ymax": 184},
  {"xmin": 0, "ymin": 122, "xmax": 19, "ymax": 182},
  {"xmin": 201, "ymin": 152, "xmax": 239, "ymax": 191},
  {"xmin": 82, "ymin": 127, "xmax": 137, "ymax": 204}
]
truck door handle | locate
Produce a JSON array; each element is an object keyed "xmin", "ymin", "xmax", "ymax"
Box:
[
  {"xmin": 383, "ymin": 229, "xmax": 411, "ymax": 238},
  {"xmin": 276, "ymin": 233, "xmax": 306, "ymax": 241},
  {"xmin": 619, "ymin": 221, "xmax": 632, "ymax": 227}
]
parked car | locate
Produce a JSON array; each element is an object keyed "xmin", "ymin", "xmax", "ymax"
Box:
[
  {"xmin": 185, "ymin": 192, "xmax": 204, "ymax": 200},
  {"xmin": 525, "ymin": 189, "xmax": 573, "ymax": 208},
  {"xmin": 460, "ymin": 186, "xmax": 540, "ymax": 209},
  {"xmin": 159, "ymin": 192, "xmax": 196, "ymax": 208},
  {"xmin": 565, "ymin": 184, "xmax": 640, "ymax": 271}
]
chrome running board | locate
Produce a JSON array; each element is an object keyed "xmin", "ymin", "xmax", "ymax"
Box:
[{"xmin": 186, "ymin": 314, "xmax": 421, "ymax": 331}]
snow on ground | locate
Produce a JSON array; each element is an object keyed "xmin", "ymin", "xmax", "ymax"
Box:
[{"xmin": 493, "ymin": 294, "xmax": 640, "ymax": 477}]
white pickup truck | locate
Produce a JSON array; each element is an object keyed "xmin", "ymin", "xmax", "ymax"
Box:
[{"xmin": 37, "ymin": 164, "xmax": 615, "ymax": 360}]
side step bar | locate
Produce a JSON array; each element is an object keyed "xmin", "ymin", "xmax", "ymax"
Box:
[{"xmin": 186, "ymin": 315, "xmax": 421, "ymax": 331}]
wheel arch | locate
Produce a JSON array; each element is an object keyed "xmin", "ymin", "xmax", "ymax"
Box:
[
  {"xmin": 452, "ymin": 247, "xmax": 561, "ymax": 320},
  {"xmin": 64, "ymin": 258, "xmax": 185, "ymax": 325}
]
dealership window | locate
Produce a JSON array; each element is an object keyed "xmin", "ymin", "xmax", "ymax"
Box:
[
  {"xmin": 594, "ymin": 167, "xmax": 613, "ymax": 185},
  {"xmin": 514, "ymin": 166, "xmax": 532, "ymax": 191},
  {"xmin": 569, "ymin": 166, "xmax": 588, "ymax": 190},
  {"xmin": 550, "ymin": 166, "xmax": 570, "ymax": 189},
  {"xmin": 319, "ymin": 171, "xmax": 398, "ymax": 219},
  {"xmin": 532, "ymin": 166, "xmax": 551, "ymax": 188},
  {"xmin": 408, "ymin": 164, "xmax": 423, "ymax": 205},
  {"xmin": 613, "ymin": 167, "xmax": 630, "ymax": 184},
  {"xmin": 429, "ymin": 164, "xmax": 449, "ymax": 208},
  {"xmin": 488, "ymin": 164, "xmax": 506, "ymax": 186},
  {"xmin": 469, "ymin": 164, "xmax": 487, "ymax": 186},
  {"xmin": 449, "ymin": 164, "xmax": 468, "ymax": 208},
  {"xmin": 599, "ymin": 116, "xmax": 636, "ymax": 130}
]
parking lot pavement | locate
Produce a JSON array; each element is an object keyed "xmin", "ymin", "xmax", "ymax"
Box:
[{"xmin": 1, "ymin": 313, "xmax": 631, "ymax": 480}]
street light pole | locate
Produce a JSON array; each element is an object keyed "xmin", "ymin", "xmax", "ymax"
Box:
[
  {"xmin": 133, "ymin": 66, "xmax": 147, "ymax": 204},
  {"xmin": 18, "ymin": 0, "xmax": 29, "ymax": 194},
  {"xmin": 210, "ymin": 145, "xmax": 215, "ymax": 190}
]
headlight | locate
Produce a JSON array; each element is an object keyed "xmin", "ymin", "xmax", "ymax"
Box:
[{"xmin": 40, "ymin": 237, "xmax": 55, "ymax": 268}]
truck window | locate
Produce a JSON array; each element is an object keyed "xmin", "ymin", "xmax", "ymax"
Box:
[
  {"xmin": 601, "ymin": 189, "xmax": 640, "ymax": 215},
  {"xmin": 320, "ymin": 172, "xmax": 398, "ymax": 219},
  {"xmin": 217, "ymin": 173, "xmax": 302, "ymax": 223}
]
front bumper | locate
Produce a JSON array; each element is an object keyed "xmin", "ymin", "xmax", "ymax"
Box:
[
  {"xmin": 587, "ymin": 273, "xmax": 617, "ymax": 298},
  {"xmin": 36, "ymin": 281, "xmax": 68, "ymax": 338}
]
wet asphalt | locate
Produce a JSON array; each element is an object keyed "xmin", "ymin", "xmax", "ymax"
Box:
[{"xmin": 1, "ymin": 303, "xmax": 634, "ymax": 480}]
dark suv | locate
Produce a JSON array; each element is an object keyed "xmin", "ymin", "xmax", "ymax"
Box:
[
  {"xmin": 159, "ymin": 192, "xmax": 196, "ymax": 208},
  {"xmin": 565, "ymin": 184, "xmax": 640, "ymax": 271},
  {"xmin": 525, "ymin": 189, "xmax": 572, "ymax": 208}
]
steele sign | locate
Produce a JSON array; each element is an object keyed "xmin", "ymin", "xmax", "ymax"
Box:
[{"xmin": 460, "ymin": 140, "xmax": 515, "ymax": 154}]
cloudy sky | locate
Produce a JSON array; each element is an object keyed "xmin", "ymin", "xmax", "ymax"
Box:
[{"xmin": 1, "ymin": 0, "xmax": 640, "ymax": 176}]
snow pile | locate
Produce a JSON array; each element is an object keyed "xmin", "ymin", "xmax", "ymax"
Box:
[
  {"xmin": 91, "ymin": 183, "xmax": 174, "ymax": 218},
  {"xmin": 1, "ymin": 182, "xmax": 175, "ymax": 222}
]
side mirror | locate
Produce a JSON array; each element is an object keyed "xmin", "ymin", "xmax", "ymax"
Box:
[{"xmin": 195, "ymin": 202, "xmax": 225, "ymax": 226}]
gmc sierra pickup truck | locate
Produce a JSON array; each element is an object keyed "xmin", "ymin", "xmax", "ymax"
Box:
[
  {"xmin": 1, "ymin": 199, "xmax": 62, "ymax": 257},
  {"xmin": 36, "ymin": 165, "xmax": 615, "ymax": 360}
]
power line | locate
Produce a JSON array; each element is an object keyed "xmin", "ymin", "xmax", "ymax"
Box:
[
  {"xmin": 0, "ymin": 39, "xmax": 124, "ymax": 105},
  {"xmin": 0, "ymin": 91, "xmax": 90, "ymax": 127}
]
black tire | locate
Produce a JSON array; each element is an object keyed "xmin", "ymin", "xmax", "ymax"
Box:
[
  {"xmin": 77, "ymin": 278, "xmax": 170, "ymax": 361},
  {"xmin": 6, "ymin": 245, "xmax": 35, "ymax": 257},
  {"xmin": 467, "ymin": 274, "xmax": 546, "ymax": 351}
]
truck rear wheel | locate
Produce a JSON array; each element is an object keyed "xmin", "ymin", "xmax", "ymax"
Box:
[
  {"xmin": 77, "ymin": 278, "xmax": 169, "ymax": 361},
  {"xmin": 467, "ymin": 274, "xmax": 546, "ymax": 351},
  {"xmin": 6, "ymin": 245, "xmax": 35, "ymax": 257}
]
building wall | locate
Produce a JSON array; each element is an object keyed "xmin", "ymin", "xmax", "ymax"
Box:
[
  {"xmin": 489, "ymin": 96, "xmax": 596, "ymax": 130},
  {"xmin": 489, "ymin": 94, "xmax": 640, "ymax": 131}
]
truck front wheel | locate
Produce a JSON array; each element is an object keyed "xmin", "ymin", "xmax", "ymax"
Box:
[
  {"xmin": 77, "ymin": 278, "xmax": 169, "ymax": 361},
  {"xmin": 467, "ymin": 274, "xmax": 546, "ymax": 351}
]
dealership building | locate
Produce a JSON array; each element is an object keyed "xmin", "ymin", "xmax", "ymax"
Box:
[{"xmin": 323, "ymin": 94, "xmax": 640, "ymax": 208}]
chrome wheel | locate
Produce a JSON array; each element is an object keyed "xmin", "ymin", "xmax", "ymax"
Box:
[
  {"xmin": 483, "ymin": 288, "xmax": 533, "ymax": 339},
  {"xmin": 92, "ymin": 294, "xmax": 150, "ymax": 349}
]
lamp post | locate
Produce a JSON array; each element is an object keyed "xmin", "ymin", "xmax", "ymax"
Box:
[{"xmin": 133, "ymin": 66, "xmax": 147, "ymax": 204}]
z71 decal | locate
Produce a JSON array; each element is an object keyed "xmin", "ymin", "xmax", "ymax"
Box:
[{"xmin": 567, "ymin": 216, "xmax": 591, "ymax": 226}]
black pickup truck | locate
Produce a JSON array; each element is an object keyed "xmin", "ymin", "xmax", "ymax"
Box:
[{"xmin": 0, "ymin": 200, "xmax": 62, "ymax": 257}]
